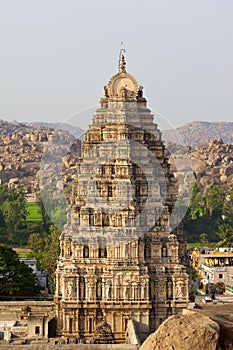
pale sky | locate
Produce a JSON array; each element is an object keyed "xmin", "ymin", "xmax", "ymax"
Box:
[{"xmin": 0, "ymin": 0, "xmax": 232, "ymax": 130}]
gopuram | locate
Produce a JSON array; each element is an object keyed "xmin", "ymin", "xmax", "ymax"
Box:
[{"xmin": 55, "ymin": 53, "xmax": 189, "ymax": 343}]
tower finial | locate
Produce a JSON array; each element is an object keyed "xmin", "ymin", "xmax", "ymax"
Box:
[
  {"xmin": 118, "ymin": 42, "xmax": 126, "ymax": 73},
  {"xmin": 119, "ymin": 54, "xmax": 126, "ymax": 73}
]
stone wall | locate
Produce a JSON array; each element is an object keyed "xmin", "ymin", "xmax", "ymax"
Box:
[{"xmin": 0, "ymin": 345, "xmax": 139, "ymax": 350}]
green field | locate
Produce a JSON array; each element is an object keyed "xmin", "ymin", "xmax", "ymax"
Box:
[
  {"xmin": 14, "ymin": 247, "xmax": 32, "ymax": 258},
  {"xmin": 26, "ymin": 202, "xmax": 42, "ymax": 221}
]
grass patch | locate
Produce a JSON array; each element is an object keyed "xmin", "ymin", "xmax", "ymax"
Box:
[
  {"xmin": 14, "ymin": 247, "xmax": 32, "ymax": 258},
  {"xmin": 26, "ymin": 202, "xmax": 42, "ymax": 221}
]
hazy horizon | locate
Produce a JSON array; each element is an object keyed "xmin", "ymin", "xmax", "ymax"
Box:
[{"xmin": 0, "ymin": 0, "xmax": 232, "ymax": 130}]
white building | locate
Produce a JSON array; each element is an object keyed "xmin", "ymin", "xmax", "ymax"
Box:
[{"xmin": 19, "ymin": 258, "xmax": 47, "ymax": 289}]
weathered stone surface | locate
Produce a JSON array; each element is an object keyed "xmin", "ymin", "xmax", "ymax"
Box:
[
  {"xmin": 224, "ymin": 164, "xmax": 233, "ymax": 176},
  {"xmin": 196, "ymin": 302, "xmax": 233, "ymax": 350},
  {"xmin": 227, "ymin": 174, "xmax": 233, "ymax": 185},
  {"xmin": 170, "ymin": 139, "xmax": 233, "ymax": 194},
  {"xmin": 0, "ymin": 345, "xmax": 139, "ymax": 350},
  {"xmin": 139, "ymin": 311, "xmax": 220, "ymax": 350},
  {"xmin": 0, "ymin": 120, "xmax": 82, "ymax": 194},
  {"xmin": 55, "ymin": 55, "xmax": 189, "ymax": 344},
  {"xmin": 0, "ymin": 301, "xmax": 55, "ymax": 345},
  {"xmin": 220, "ymin": 175, "xmax": 228, "ymax": 183},
  {"xmin": 126, "ymin": 320, "xmax": 141, "ymax": 345}
]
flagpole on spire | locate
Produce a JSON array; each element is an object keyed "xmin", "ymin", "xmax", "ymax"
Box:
[{"xmin": 118, "ymin": 42, "xmax": 126, "ymax": 72}]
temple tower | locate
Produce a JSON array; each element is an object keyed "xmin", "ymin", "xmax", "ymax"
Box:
[{"xmin": 55, "ymin": 54, "xmax": 189, "ymax": 343}]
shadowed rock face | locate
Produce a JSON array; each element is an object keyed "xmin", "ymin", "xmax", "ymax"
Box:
[
  {"xmin": 140, "ymin": 311, "xmax": 220, "ymax": 350},
  {"xmin": 196, "ymin": 303, "xmax": 233, "ymax": 350},
  {"xmin": 140, "ymin": 304, "xmax": 233, "ymax": 350}
]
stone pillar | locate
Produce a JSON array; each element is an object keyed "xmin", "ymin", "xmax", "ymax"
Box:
[
  {"xmin": 76, "ymin": 276, "xmax": 80, "ymax": 300},
  {"xmin": 102, "ymin": 279, "xmax": 106, "ymax": 300}
]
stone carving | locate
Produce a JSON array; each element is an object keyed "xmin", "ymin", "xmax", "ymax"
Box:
[
  {"xmin": 141, "ymin": 284, "xmax": 146, "ymax": 299},
  {"xmin": 157, "ymin": 281, "xmax": 167, "ymax": 302},
  {"xmin": 175, "ymin": 279, "xmax": 185, "ymax": 299},
  {"xmin": 87, "ymin": 277, "xmax": 96, "ymax": 300},
  {"xmin": 91, "ymin": 320, "xmax": 115, "ymax": 344},
  {"xmin": 104, "ymin": 85, "xmax": 109, "ymax": 97},
  {"xmin": 55, "ymin": 54, "xmax": 189, "ymax": 343},
  {"xmin": 106, "ymin": 280, "xmax": 112, "ymax": 300}
]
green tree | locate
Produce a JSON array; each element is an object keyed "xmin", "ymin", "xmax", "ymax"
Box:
[
  {"xmin": 37, "ymin": 193, "xmax": 51, "ymax": 234},
  {"xmin": 28, "ymin": 225, "xmax": 60, "ymax": 292},
  {"xmin": 188, "ymin": 182, "xmax": 203, "ymax": 219},
  {"xmin": 42, "ymin": 225, "xmax": 60, "ymax": 292},
  {"xmin": 204, "ymin": 185, "xmax": 225, "ymax": 217},
  {"xmin": 0, "ymin": 186, "xmax": 28, "ymax": 243},
  {"xmin": 28, "ymin": 233, "xmax": 46, "ymax": 265},
  {"xmin": 183, "ymin": 183, "xmax": 226, "ymax": 243},
  {"xmin": 200, "ymin": 233, "xmax": 209, "ymax": 245},
  {"xmin": 0, "ymin": 185, "xmax": 8, "ymax": 202},
  {"xmin": 0, "ymin": 244, "xmax": 40, "ymax": 297},
  {"xmin": 0, "ymin": 186, "xmax": 8, "ymax": 241},
  {"xmin": 215, "ymin": 223, "xmax": 233, "ymax": 248},
  {"xmin": 38, "ymin": 189, "xmax": 67, "ymax": 232},
  {"xmin": 223, "ymin": 185, "xmax": 233, "ymax": 226}
]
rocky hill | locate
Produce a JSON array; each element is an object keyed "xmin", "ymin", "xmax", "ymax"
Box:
[
  {"xmin": 0, "ymin": 120, "xmax": 81, "ymax": 198},
  {"xmin": 29, "ymin": 122, "xmax": 84, "ymax": 139},
  {"xmin": 0, "ymin": 120, "xmax": 232, "ymax": 200},
  {"xmin": 170, "ymin": 139, "xmax": 233, "ymax": 194},
  {"xmin": 190, "ymin": 139, "xmax": 233, "ymax": 190},
  {"xmin": 163, "ymin": 121, "xmax": 233, "ymax": 147}
]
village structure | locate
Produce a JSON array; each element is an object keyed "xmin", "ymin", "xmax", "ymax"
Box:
[
  {"xmin": 191, "ymin": 248, "xmax": 233, "ymax": 295},
  {"xmin": 54, "ymin": 54, "xmax": 189, "ymax": 344}
]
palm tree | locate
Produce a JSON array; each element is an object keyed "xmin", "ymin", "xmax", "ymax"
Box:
[{"xmin": 215, "ymin": 223, "xmax": 233, "ymax": 248}]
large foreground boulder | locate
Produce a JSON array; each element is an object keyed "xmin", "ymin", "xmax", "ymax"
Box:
[{"xmin": 140, "ymin": 311, "xmax": 220, "ymax": 350}]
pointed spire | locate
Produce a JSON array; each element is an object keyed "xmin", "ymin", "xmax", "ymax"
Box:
[
  {"xmin": 118, "ymin": 42, "xmax": 126, "ymax": 73},
  {"xmin": 119, "ymin": 54, "xmax": 126, "ymax": 73}
]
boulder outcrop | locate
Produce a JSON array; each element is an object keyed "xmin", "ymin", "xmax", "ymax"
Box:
[
  {"xmin": 0, "ymin": 120, "xmax": 82, "ymax": 195},
  {"xmin": 140, "ymin": 302, "xmax": 233, "ymax": 350},
  {"xmin": 190, "ymin": 139, "xmax": 233, "ymax": 188},
  {"xmin": 140, "ymin": 311, "xmax": 220, "ymax": 350},
  {"xmin": 168, "ymin": 139, "xmax": 233, "ymax": 195},
  {"xmin": 0, "ymin": 119, "xmax": 232, "ymax": 198}
]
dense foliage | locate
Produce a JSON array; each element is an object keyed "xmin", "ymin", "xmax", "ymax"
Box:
[
  {"xmin": 0, "ymin": 244, "xmax": 40, "ymax": 297},
  {"xmin": 0, "ymin": 185, "xmax": 29, "ymax": 244},
  {"xmin": 183, "ymin": 183, "xmax": 233, "ymax": 245},
  {"xmin": 28, "ymin": 225, "xmax": 60, "ymax": 292},
  {"xmin": 0, "ymin": 185, "xmax": 62, "ymax": 246},
  {"xmin": 0, "ymin": 185, "xmax": 61, "ymax": 293}
]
